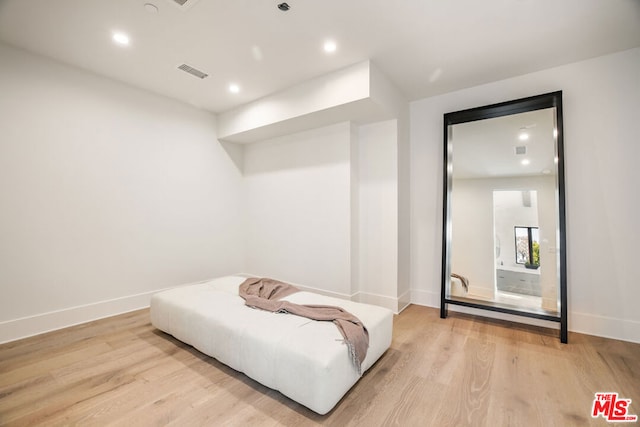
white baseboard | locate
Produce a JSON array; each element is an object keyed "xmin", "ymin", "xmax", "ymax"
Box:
[
  {"xmin": 570, "ymin": 311, "xmax": 640, "ymax": 344},
  {"xmin": 397, "ymin": 289, "xmax": 411, "ymax": 313},
  {"xmin": 354, "ymin": 291, "xmax": 402, "ymax": 313},
  {"xmin": 238, "ymin": 273, "xmax": 404, "ymax": 313},
  {"xmin": 410, "ymin": 288, "xmax": 440, "ymax": 308},
  {"xmin": 274, "ymin": 285, "xmax": 405, "ymax": 315},
  {"xmin": 238, "ymin": 273, "xmax": 356, "ymax": 301},
  {"xmin": 0, "ymin": 289, "xmax": 166, "ymax": 344},
  {"xmin": 295, "ymin": 284, "xmax": 354, "ymax": 301}
]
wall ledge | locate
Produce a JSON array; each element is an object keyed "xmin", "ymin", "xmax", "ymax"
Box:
[{"xmin": 218, "ymin": 61, "xmax": 404, "ymax": 144}]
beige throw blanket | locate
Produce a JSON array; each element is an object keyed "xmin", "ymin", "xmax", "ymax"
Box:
[
  {"xmin": 239, "ymin": 277, "xmax": 370, "ymax": 375},
  {"xmin": 451, "ymin": 273, "xmax": 469, "ymax": 292}
]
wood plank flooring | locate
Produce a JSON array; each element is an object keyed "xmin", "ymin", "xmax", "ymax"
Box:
[{"xmin": 1, "ymin": 305, "xmax": 639, "ymax": 426}]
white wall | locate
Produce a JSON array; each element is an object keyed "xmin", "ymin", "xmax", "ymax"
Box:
[
  {"xmin": 0, "ymin": 44, "xmax": 407, "ymax": 342},
  {"xmin": 243, "ymin": 122, "xmax": 352, "ymax": 296},
  {"xmin": 242, "ymin": 119, "xmax": 403, "ymax": 311},
  {"xmin": 0, "ymin": 43, "xmax": 245, "ymax": 342},
  {"xmin": 357, "ymin": 120, "xmax": 398, "ymax": 308},
  {"xmin": 410, "ymin": 47, "xmax": 640, "ymax": 343},
  {"xmin": 450, "ymin": 178, "xmax": 496, "ymax": 299}
]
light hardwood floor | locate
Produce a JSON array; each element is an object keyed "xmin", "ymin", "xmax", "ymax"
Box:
[{"xmin": 1, "ymin": 305, "xmax": 638, "ymax": 426}]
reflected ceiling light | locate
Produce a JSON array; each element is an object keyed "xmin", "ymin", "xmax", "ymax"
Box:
[
  {"xmin": 521, "ymin": 159, "xmax": 530, "ymax": 166},
  {"xmin": 428, "ymin": 67, "xmax": 443, "ymax": 83},
  {"xmin": 112, "ymin": 32, "xmax": 130, "ymax": 46},
  {"xmin": 228, "ymin": 83, "xmax": 240, "ymax": 94},
  {"xmin": 553, "ymin": 129, "xmax": 558, "ymax": 138},
  {"xmin": 323, "ymin": 40, "xmax": 337, "ymax": 53},
  {"xmin": 251, "ymin": 45, "xmax": 263, "ymax": 61}
]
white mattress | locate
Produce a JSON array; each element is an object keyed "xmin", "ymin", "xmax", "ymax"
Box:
[{"xmin": 150, "ymin": 275, "xmax": 394, "ymax": 415}]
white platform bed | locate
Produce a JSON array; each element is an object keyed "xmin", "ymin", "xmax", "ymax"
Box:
[{"xmin": 150, "ymin": 275, "xmax": 394, "ymax": 415}]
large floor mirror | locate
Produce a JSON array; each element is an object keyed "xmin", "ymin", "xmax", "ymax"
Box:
[{"xmin": 440, "ymin": 91, "xmax": 567, "ymax": 343}]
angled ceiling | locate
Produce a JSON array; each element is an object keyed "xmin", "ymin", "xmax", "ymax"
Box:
[{"xmin": 0, "ymin": 0, "xmax": 638, "ymax": 114}]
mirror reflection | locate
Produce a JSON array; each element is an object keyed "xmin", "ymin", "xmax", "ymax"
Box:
[{"xmin": 448, "ymin": 107, "xmax": 559, "ymax": 315}]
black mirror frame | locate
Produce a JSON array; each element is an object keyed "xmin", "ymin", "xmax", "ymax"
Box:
[{"xmin": 440, "ymin": 91, "xmax": 567, "ymax": 343}]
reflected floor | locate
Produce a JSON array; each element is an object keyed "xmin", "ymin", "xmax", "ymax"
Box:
[
  {"xmin": 494, "ymin": 291, "xmax": 542, "ymax": 310},
  {"xmin": 450, "ymin": 290, "xmax": 559, "ymax": 320}
]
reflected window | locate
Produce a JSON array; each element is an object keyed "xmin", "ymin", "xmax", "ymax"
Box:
[{"xmin": 515, "ymin": 226, "xmax": 539, "ymax": 267}]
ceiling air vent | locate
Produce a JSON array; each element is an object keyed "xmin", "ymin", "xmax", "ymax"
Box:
[
  {"xmin": 178, "ymin": 63, "xmax": 209, "ymax": 79},
  {"xmin": 514, "ymin": 145, "xmax": 527, "ymax": 155}
]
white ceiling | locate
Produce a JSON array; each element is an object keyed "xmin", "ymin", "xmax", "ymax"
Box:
[{"xmin": 0, "ymin": 0, "xmax": 638, "ymax": 114}]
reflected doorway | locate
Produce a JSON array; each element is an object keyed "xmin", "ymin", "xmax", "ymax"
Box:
[{"xmin": 493, "ymin": 190, "xmax": 542, "ymax": 310}]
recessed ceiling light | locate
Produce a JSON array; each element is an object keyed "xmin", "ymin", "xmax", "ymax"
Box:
[
  {"xmin": 112, "ymin": 32, "xmax": 130, "ymax": 46},
  {"xmin": 323, "ymin": 40, "xmax": 337, "ymax": 53},
  {"xmin": 228, "ymin": 83, "xmax": 240, "ymax": 94},
  {"xmin": 521, "ymin": 159, "xmax": 530, "ymax": 166},
  {"xmin": 518, "ymin": 131, "xmax": 529, "ymax": 141}
]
